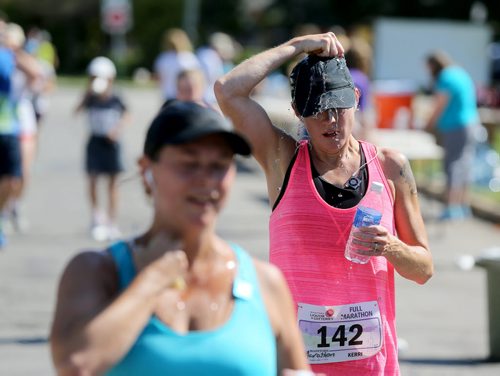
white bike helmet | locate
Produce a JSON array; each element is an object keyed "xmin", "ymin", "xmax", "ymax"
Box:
[{"xmin": 87, "ymin": 56, "xmax": 116, "ymax": 79}]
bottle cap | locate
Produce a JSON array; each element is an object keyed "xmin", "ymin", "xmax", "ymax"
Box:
[{"xmin": 371, "ymin": 181, "xmax": 384, "ymax": 193}]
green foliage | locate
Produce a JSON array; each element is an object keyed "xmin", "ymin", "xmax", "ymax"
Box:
[
  {"xmin": 130, "ymin": 0, "xmax": 184, "ymax": 70},
  {"xmin": 198, "ymin": 0, "xmax": 240, "ymax": 41},
  {"xmin": 493, "ymin": 129, "xmax": 500, "ymax": 154},
  {"xmin": 2, "ymin": 0, "xmax": 500, "ymax": 75}
]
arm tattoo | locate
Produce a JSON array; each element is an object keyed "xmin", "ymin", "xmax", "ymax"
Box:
[{"xmin": 399, "ymin": 160, "xmax": 418, "ymax": 195}]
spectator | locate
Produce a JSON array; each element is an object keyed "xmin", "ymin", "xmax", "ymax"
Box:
[
  {"xmin": 425, "ymin": 51, "xmax": 480, "ymax": 220},
  {"xmin": 195, "ymin": 33, "xmax": 225, "ymax": 106},
  {"xmin": 5, "ymin": 23, "xmax": 42, "ymax": 232},
  {"xmin": 345, "ymin": 36, "xmax": 376, "ymax": 141},
  {"xmin": 175, "ymin": 68, "xmax": 218, "ymax": 110},
  {"xmin": 74, "ymin": 56, "xmax": 130, "ymax": 241},
  {"xmin": 153, "ymin": 28, "xmax": 200, "ymax": 101},
  {"xmin": 25, "ymin": 27, "xmax": 57, "ymax": 127},
  {"xmin": 0, "ymin": 21, "xmax": 41, "ymax": 248}
]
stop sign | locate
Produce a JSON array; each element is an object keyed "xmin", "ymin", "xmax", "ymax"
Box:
[{"xmin": 101, "ymin": 0, "xmax": 133, "ymax": 34}]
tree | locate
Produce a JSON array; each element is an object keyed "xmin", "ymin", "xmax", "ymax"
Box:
[{"xmin": 1, "ymin": 0, "xmax": 498, "ymax": 74}]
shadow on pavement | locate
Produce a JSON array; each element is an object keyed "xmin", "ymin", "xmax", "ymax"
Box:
[{"xmin": 0, "ymin": 336, "xmax": 48, "ymax": 345}]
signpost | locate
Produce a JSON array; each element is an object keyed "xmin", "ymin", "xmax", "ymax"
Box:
[
  {"xmin": 100, "ymin": 0, "xmax": 133, "ymax": 70},
  {"xmin": 101, "ymin": 0, "xmax": 132, "ymax": 35}
]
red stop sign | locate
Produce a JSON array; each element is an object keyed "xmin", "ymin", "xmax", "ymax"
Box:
[{"xmin": 101, "ymin": 1, "xmax": 132, "ymax": 34}]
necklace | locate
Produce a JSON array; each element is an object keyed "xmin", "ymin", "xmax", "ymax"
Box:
[
  {"xmin": 176, "ymin": 259, "xmax": 236, "ymax": 312},
  {"xmin": 343, "ymin": 148, "xmax": 379, "ymax": 190}
]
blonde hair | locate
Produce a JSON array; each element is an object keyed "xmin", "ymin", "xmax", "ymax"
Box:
[
  {"xmin": 209, "ymin": 32, "xmax": 239, "ymax": 61},
  {"xmin": 162, "ymin": 28, "xmax": 193, "ymax": 53},
  {"xmin": 5, "ymin": 23, "xmax": 25, "ymax": 49},
  {"xmin": 345, "ymin": 37, "xmax": 372, "ymax": 76}
]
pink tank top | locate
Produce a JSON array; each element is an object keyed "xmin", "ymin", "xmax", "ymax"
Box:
[{"xmin": 270, "ymin": 140, "xmax": 399, "ymax": 375}]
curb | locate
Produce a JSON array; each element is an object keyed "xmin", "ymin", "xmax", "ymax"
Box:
[{"xmin": 417, "ymin": 179, "xmax": 500, "ymax": 225}]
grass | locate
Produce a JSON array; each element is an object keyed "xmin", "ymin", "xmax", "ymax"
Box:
[
  {"xmin": 411, "ymin": 158, "xmax": 500, "ymax": 205},
  {"xmin": 56, "ymin": 75, "xmax": 156, "ymax": 89},
  {"xmin": 472, "ymin": 186, "xmax": 500, "ymax": 203},
  {"xmin": 493, "ymin": 130, "xmax": 500, "ymax": 153}
]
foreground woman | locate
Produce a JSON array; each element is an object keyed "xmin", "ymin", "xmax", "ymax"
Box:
[{"xmin": 50, "ymin": 101, "xmax": 311, "ymax": 375}]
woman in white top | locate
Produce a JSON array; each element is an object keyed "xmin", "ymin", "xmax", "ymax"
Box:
[{"xmin": 153, "ymin": 28, "xmax": 201, "ymax": 101}]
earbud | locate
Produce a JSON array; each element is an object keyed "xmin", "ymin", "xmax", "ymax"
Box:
[{"xmin": 145, "ymin": 168, "xmax": 154, "ymax": 187}]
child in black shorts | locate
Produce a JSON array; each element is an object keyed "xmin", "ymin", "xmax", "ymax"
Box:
[{"xmin": 75, "ymin": 56, "xmax": 129, "ymax": 241}]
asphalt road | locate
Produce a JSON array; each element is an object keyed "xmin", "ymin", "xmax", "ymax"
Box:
[{"xmin": 1, "ymin": 84, "xmax": 500, "ymax": 375}]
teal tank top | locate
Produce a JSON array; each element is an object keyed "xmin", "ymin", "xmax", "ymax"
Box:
[{"xmin": 105, "ymin": 241, "xmax": 277, "ymax": 376}]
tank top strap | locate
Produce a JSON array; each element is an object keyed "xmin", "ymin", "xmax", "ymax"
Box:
[
  {"xmin": 107, "ymin": 241, "xmax": 136, "ymax": 291},
  {"xmin": 359, "ymin": 140, "xmax": 376, "ymax": 159},
  {"xmin": 294, "ymin": 140, "xmax": 310, "ymax": 179},
  {"xmin": 230, "ymin": 243, "xmax": 259, "ymax": 302}
]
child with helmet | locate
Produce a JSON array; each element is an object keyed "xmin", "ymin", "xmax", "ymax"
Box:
[{"xmin": 75, "ymin": 56, "xmax": 129, "ymax": 241}]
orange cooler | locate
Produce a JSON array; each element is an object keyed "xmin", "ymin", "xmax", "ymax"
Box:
[{"xmin": 373, "ymin": 80, "xmax": 416, "ymax": 129}]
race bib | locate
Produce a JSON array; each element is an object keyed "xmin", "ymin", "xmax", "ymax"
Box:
[{"xmin": 298, "ymin": 301, "xmax": 383, "ymax": 363}]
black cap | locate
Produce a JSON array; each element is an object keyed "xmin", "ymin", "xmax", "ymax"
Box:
[
  {"xmin": 144, "ymin": 101, "xmax": 251, "ymax": 160},
  {"xmin": 290, "ymin": 55, "xmax": 356, "ymax": 117}
]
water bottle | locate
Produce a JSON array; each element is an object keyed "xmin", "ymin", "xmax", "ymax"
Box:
[{"xmin": 345, "ymin": 181, "xmax": 384, "ymax": 264}]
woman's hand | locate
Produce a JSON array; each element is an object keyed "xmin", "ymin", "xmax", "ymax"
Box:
[
  {"xmin": 133, "ymin": 233, "xmax": 189, "ymax": 293},
  {"xmin": 149, "ymin": 250, "xmax": 189, "ymax": 289},
  {"xmin": 295, "ymin": 32, "xmax": 345, "ymax": 58},
  {"xmin": 350, "ymin": 224, "xmax": 395, "ymax": 257}
]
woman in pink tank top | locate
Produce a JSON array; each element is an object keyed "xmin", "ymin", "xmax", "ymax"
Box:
[{"xmin": 216, "ymin": 32, "xmax": 433, "ymax": 376}]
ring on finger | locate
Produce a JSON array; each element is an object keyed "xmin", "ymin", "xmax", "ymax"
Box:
[{"xmin": 373, "ymin": 242, "xmax": 378, "ymax": 252}]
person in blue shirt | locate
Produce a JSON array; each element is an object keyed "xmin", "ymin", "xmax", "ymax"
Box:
[
  {"xmin": 0, "ymin": 22, "xmax": 41, "ymax": 248},
  {"xmin": 50, "ymin": 101, "xmax": 312, "ymax": 376},
  {"xmin": 425, "ymin": 51, "xmax": 480, "ymax": 220}
]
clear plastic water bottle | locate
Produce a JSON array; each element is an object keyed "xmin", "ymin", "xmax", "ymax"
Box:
[{"xmin": 345, "ymin": 181, "xmax": 384, "ymax": 264}]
